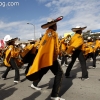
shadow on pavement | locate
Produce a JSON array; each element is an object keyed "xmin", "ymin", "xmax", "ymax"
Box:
[
  {"xmin": 22, "ymin": 91, "xmax": 41, "ymax": 100},
  {"xmin": 44, "ymin": 62, "xmax": 82, "ymax": 100},
  {"xmin": 0, "ymin": 84, "xmax": 17, "ymax": 100},
  {"xmin": 0, "ymin": 83, "xmax": 5, "ymax": 89}
]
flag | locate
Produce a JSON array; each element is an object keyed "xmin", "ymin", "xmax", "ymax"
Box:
[{"xmin": 0, "ymin": 40, "xmax": 4, "ymax": 49}]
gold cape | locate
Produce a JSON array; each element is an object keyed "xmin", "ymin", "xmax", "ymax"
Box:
[
  {"xmin": 26, "ymin": 29, "xmax": 58, "ymax": 81},
  {"xmin": 4, "ymin": 45, "xmax": 13, "ymax": 67}
]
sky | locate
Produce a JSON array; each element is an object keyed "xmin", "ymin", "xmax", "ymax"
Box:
[{"xmin": 0, "ymin": 0, "xmax": 100, "ymax": 40}]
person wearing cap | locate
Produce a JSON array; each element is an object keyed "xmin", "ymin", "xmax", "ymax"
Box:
[
  {"xmin": 2, "ymin": 35, "xmax": 20, "ymax": 83},
  {"xmin": 65, "ymin": 26, "xmax": 89, "ymax": 81},
  {"xmin": 26, "ymin": 16, "xmax": 65, "ymax": 100}
]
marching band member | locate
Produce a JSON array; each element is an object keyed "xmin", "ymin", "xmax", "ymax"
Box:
[
  {"xmin": 81, "ymin": 40, "xmax": 90, "ymax": 56},
  {"xmin": 65, "ymin": 26, "xmax": 89, "ymax": 81},
  {"xmin": 85, "ymin": 37, "xmax": 96, "ymax": 68},
  {"xmin": 2, "ymin": 35, "xmax": 20, "ymax": 83},
  {"xmin": 57, "ymin": 36, "xmax": 62, "ymax": 61},
  {"xmin": 60, "ymin": 35, "xmax": 71, "ymax": 66},
  {"xmin": 20, "ymin": 42, "xmax": 35, "ymax": 74},
  {"xmin": 26, "ymin": 16, "xmax": 65, "ymax": 100},
  {"xmin": 21, "ymin": 40, "xmax": 40, "ymax": 75},
  {"xmin": 94, "ymin": 36, "xmax": 100, "ymax": 57}
]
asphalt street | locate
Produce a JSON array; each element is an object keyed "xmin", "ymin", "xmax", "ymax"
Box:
[{"xmin": 0, "ymin": 57, "xmax": 100, "ymax": 100}]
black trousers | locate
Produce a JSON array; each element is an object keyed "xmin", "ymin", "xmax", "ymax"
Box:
[
  {"xmin": 33, "ymin": 60, "xmax": 64, "ymax": 97},
  {"xmin": 65, "ymin": 50, "xmax": 88, "ymax": 78},
  {"xmin": 2, "ymin": 58, "xmax": 20, "ymax": 81},
  {"xmin": 85, "ymin": 52, "xmax": 96, "ymax": 67},
  {"xmin": 95, "ymin": 50, "xmax": 100, "ymax": 57},
  {"xmin": 61, "ymin": 55, "xmax": 68, "ymax": 65},
  {"xmin": 24, "ymin": 53, "xmax": 36, "ymax": 75}
]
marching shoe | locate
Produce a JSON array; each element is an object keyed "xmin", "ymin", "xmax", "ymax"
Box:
[
  {"xmin": 31, "ymin": 84, "xmax": 41, "ymax": 90},
  {"xmin": 51, "ymin": 97, "xmax": 65, "ymax": 100},
  {"xmin": 81, "ymin": 77, "xmax": 89, "ymax": 81},
  {"xmin": 14, "ymin": 81, "xmax": 19, "ymax": 84},
  {"xmin": 92, "ymin": 67, "xmax": 97, "ymax": 69},
  {"xmin": 2, "ymin": 77, "xmax": 6, "ymax": 80}
]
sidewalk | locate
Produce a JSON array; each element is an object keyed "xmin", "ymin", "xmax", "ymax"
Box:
[{"xmin": 0, "ymin": 57, "xmax": 100, "ymax": 100}]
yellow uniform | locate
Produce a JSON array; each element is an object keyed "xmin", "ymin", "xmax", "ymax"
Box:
[
  {"xmin": 26, "ymin": 29, "xmax": 59, "ymax": 80},
  {"xmin": 94, "ymin": 40, "xmax": 100, "ymax": 51},
  {"xmin": 66, "ymin": 33, "xmax": 83, "ymax": 55},
  {"xmin": 4, "ymin": 45, "xmax": 21, "ymax": 67},
  {"xmin": 20, "ymin": 43, "xmax": 34, "ymax": 58}
]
